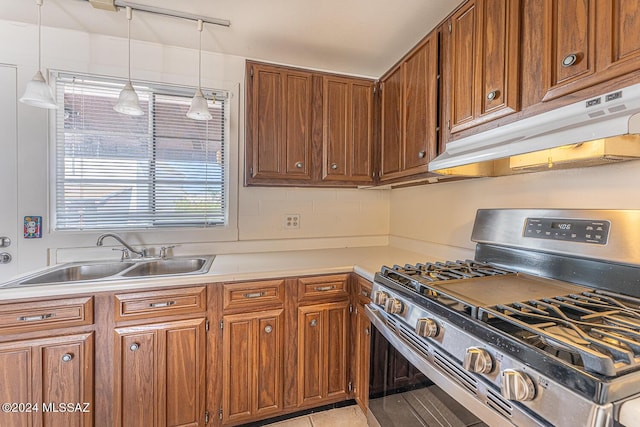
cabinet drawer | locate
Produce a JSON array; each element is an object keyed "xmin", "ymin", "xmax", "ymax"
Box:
[
  {"xmin": 355, "ymin": 276, "xmax": 373, "ymax": 303},
  {"xmin": 298, "ymin": 274, "xmax": 349, "ymax": 302},
  {"xmin": 115, "ymin": 286, "xmax": 207, "ymax": 322},
  {"xmin": 0, "ymin": 296, "xmax": 93, "ymax": 334},
  {"xmin": 223, "ymin": 280, "xmax": 285, "ymax": 311}
]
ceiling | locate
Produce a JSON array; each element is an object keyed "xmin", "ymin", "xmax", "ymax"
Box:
[{"xmin": 0, "ymin": 0, "xmax": 460, "ymax": 77}]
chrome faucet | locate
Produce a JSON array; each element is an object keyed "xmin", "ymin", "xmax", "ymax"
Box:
[{"xmin": 96, "ymin": 233, "xmax": 147, "ymax": 258}]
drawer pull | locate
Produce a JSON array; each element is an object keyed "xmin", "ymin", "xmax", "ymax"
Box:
[
  {"xmin": 314, "ymin": 285, "xmax": 336, "ymax": 292},
  {"xmin": 148, "ymin": 301, "xmax": 176, "ymax": 308},
  {"xmin": 18, "ymin": 313, "xmax": 55, "ymax": 322},
  {"xmin": 295, "ymin": 161, "xmax": 304, "ymax": 169},
  {"xmin": 486, "ymin": 90, "xmax": 498, "ymax": 101},
  {"xmin": 61, "ymin": 353, "xmax": 73, "ymax": 362},
  {"xmin": 243, "ymin": 292, "xmax": 265, "ymax": 299},
  {"xmin": 310, "ymin": 319, "xmax": 318, "ymax": 327},
  {"xmin": 130, "ymin": 343, "xmax": 140, "ymax": 352},
  {"xmin": 360, "ymin": 290, "xmax": 370, "ymax": 298},
  {"xmin": 418, "ymin": 151, "xmax": 426, "ymax": 159},
  {"xmin": 264, "ymin": 325, "xmax": 273, "ymax": 334}
]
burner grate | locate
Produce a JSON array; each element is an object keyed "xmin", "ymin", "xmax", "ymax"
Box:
[{"xmin": 481, "ymin": 292, "xmax": 640, "ymax": 377}]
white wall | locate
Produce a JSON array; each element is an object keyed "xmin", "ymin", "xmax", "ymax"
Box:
[
  {"xmin": 390, "ymin": 160, "xmax": 640, "ymax": 251},
  {"xmin": 0, "ymin": 19, "xmax": 390, "ymax": 276}
]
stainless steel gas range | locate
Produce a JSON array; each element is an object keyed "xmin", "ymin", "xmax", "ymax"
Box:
[{"xmin": 366, "ymin": 209, "xmax": 640, "ymax": 427}]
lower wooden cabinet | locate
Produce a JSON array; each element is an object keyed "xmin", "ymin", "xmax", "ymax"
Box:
[
  {"xmin": 221, "ymin": 309, "xmax": 284, "ymax": 424},
  {"xmin": 114, "ymin": 318, "xmax": 206, "ymax": 427},
  {"xmin": 297, "ymin": 301, "xmax": 350, "ymax": 406},
  {"xmin": 0, "ymin": 332, "xmax": 93, "ymax": 427}
]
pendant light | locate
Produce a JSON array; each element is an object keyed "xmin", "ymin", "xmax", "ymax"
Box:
[
  {"xmin": 114, "ymin": 6, "xmax": 144, "ymax": 116},
  {"xmin": 20, "ymin": 0, "xmax": 58, "ymax": 109},
  {"xmin": 187, "ymin": 19, "xmax": 213, "ymax": 120}
]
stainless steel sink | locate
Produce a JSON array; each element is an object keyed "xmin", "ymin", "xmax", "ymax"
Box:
[
  {"xmin": 19, "ymin": 262, "xmax": 135, "ymax": 285},
  {"xmin": 122, "ymin": 257, "xmax": 211, "ymax": 277},
  {"xmin": 1, "ymin": 255, "xmax": 215, "ymax": 288}
]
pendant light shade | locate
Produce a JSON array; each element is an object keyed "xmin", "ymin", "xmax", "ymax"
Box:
[
  {"xmin": 187, "ymin": 19, "xmax": 213, "ymax": 120},
  {"xmin": 114, "ymin": 6, "xmax": 143, "ymax": 116},
  {"xmin": 20, "ymin": 0, "xmax": 58, "ymax": 109}
]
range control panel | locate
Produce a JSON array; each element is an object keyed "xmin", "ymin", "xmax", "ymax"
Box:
[{"xmin": 524, "ymin": 218, "xmax": 610, "ymax": 245}]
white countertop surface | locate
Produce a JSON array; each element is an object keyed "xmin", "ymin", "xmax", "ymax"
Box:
[{"xmin": 0, "ymin": 244, "xmax": 471, "ymax": 301}]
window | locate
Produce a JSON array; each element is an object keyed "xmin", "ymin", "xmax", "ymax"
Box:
[{"xmin": 54, "ymin": 73, "xmax": 227, "ymax": 231}]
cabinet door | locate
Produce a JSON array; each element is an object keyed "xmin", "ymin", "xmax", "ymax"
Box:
[
  {"xmin": 448, "ymin": 0, "xmax": 519, "ymax": 134},
  {"xmin": 248, "ymin": 63, "xmax": 313, "ymax": 181},
  {"xmin": 40, "ymin": 335, "xmax": 94, "ymax": 427},
  {"xmin": 543, "ymin": 0, "xmax": 640, "ymax": 100},
  {"xmin": 0, "ymin": 344, "xmax": 32, "ymax": 427},
  {"xmin": 543, "ymin": 0, "xmax": 596, "ymax": 100},
  {"xmin": 0, "ymin": 333, "xmax": 93, "ymax": 427},
  {"xmin": 297, "ymin": 301, "xmax": 349, "ymax": 406},
  {"xmin": 322, "ymin": 76, "xmax": 374, "ymax": 183},
  {"xmin": 449, "ymin": 1, "xmax": 478, "ymax": 133},
  {"xmin": 115, "ymin": 318, "xmax": 206, "ymax": 427},
  {"xmin": 403, "ymin": 34, "xmax": 438, "ymax": 171},
  {"xmin": 222, "ymin": 309, "xmax": 283, "ymax": 424},
  {"xmin": 380, "ymin": 66, "xmax": 403, "ymax": 178}
]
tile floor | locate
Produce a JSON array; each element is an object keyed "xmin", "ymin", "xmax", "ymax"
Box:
[{"xmin": 263, "ymin": 405, "xmax": 368, "ymax": 427}]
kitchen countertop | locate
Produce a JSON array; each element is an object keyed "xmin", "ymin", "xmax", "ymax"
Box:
[{"xmin": 0, "ymin": 244, "xmax": 471, "ymax": 301}]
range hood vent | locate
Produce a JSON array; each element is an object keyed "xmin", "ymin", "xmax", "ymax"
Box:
[{"xmin": 429, "ymin": 84, "xmax": 640, "ymax": 177}]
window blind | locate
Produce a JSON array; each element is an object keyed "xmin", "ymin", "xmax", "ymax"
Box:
[{"xmin": 54, "ymin": 74, "xmax": 226, "ymax": 230}]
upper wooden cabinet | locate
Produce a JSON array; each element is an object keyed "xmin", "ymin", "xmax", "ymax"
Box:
[
  {"xmin": 380, "ymin": 31, "xmax": 439, "ymax": 181},
  {"xmin": 245, "ymin": 61, "xmax": 375, "ymax": 187},
  {"xmin": 444, "ymin": 0, "xmax": 520, "ymax": 136},
  {"xmin": 542, "ymin": 0, "xmax": 640, "ymax": 101},
  {"xmin": 246, "ymin": 62, "xmax": 313, "ymax": 183},
  {"xmin": 322, "ymin": 76, "xmax": 374, "ymax": 183}
]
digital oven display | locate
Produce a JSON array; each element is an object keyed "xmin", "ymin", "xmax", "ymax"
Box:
[{"xmin": 524, "ymin": 218, "xmax": 610, "ymax": 244}]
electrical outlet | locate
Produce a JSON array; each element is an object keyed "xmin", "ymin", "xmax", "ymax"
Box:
[{"xmin": 284, "ymin": 214, "xmax": 300, "ymax": 229}]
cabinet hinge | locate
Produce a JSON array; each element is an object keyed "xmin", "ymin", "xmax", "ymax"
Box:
[
  {"xmin": 250, "ymin": 166, "xmax": 254, "ymax": 178},
  {"xmin": 348, "ymin": 381, "xmax": 353, "ymax": 393},
  {"xmin": 205, "ymin": 319, "xmax": 209, "ymax": 332},
  {"xmin": 205, "ymin": 411, "xmax": 209, "ymax": 424},
  {"xmin": 447, "ymin": 120, "xmax": 451, "ymax": 130},
  {"xmin": 349, "ymin": 304, "xmax": 353, "ymax": 314},
  {"xmin": 220, "ymin": 320, "xmax": 224, "ymax": 330},
  {"xmin": 250, "ymin": 67, "xmax": 254, "ymax": 78},
  {"xmin": 219, "ymin": 408, "xmax": 223, "ymax": 420},
  {"xmin": 373, "ymin": 85, "xmax": 377, "ymax": 95},
  {"xmin": 448, "ymin": 23, "xmax": 452, "ymax": 33}
]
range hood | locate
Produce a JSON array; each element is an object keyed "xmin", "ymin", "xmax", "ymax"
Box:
[{"xmin": 429, "ymin": 83, "xmax": 640, "ymax": 177}]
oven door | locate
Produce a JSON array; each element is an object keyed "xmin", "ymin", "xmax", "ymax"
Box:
[{"xmin": 365, "ymin": 305, "xmax": 504, "ymax": 427}]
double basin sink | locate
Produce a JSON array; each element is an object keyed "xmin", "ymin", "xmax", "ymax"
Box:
[{"xmin": 2, "ymin": 256, "xmax": 215, "ymax": 288}]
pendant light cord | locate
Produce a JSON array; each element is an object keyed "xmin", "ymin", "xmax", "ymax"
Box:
[
  {"xmin": 37, "ymin": 0, "xmax": 42, "ymax": 72},
  {"xmin": 197, "ymin": 19, "xmax": 203, "ymax": 90},
  {"xmin": 126, "ymin": 6, "xmax": 132, "ymax": 81}
]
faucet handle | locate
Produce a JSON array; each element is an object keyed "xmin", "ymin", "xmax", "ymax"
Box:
[
  {"xmin": 159, "ymin": 245, "xmax": 176, "ymax": 259},
  {"xmin": 112, "ymin": 247, "xmax": 131, "ymax": 262}
]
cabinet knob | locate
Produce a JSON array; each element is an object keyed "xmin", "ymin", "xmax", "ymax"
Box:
[
  {"xmin": 486, "ymin": 90, "xmax": 498, "ymax": 101},
  {"xmin": 295, "ymin": 162, "xmax": 304, "ymax": 169},
  {"xmin": 310, "ymin": 319, "xmax": 317, "ymax": 327},
  {"xmin": 0, "ymin": 253, "xmax": 11, "ymax": 264},
  {"xmin": 364, "ymin": 327, "xmax": 370, "ymax": 336},
  {"xmin": 61, "ymin": 353, "xmax": 73, "ymax": 362},
  {"xmin": 562, "ymin": 53, "xmax": 578, "ymax": 67},
  {"xmin": 418, "ymin": 151, "xmax": 426, "ymax": 159},
  {"xmin": 331, "ymin": 163, "xmax": 338, "ymax": 170},
  {"xmin": 129, "ymin": 343, "xmax": 140, "ymax": 352},
  {"xmin": 264, "ymin": 325, "xmax": 273, "ymax": 334},
  {"xmin": 0, "ymin": 237, "xmax": 10, "ymax": 248}
]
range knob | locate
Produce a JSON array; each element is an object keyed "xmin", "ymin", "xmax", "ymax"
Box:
[
  {"xmin": 463, "ymin": 347, "xmax": 494, "ymax": 374},
  {"xmin": 415, "ymin": 318, "xmax": 439, "ymax": 338},
  {"xmin": 372, "ymin": 291, "xmax": 389, "ymax": 306},
  {"xmin": 501, "ymin": 369, "xmax": 536, "ymax": 402},
  {"xmin": 384, "ymin": 298, "xmax": 404, "ymax": 315}
]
